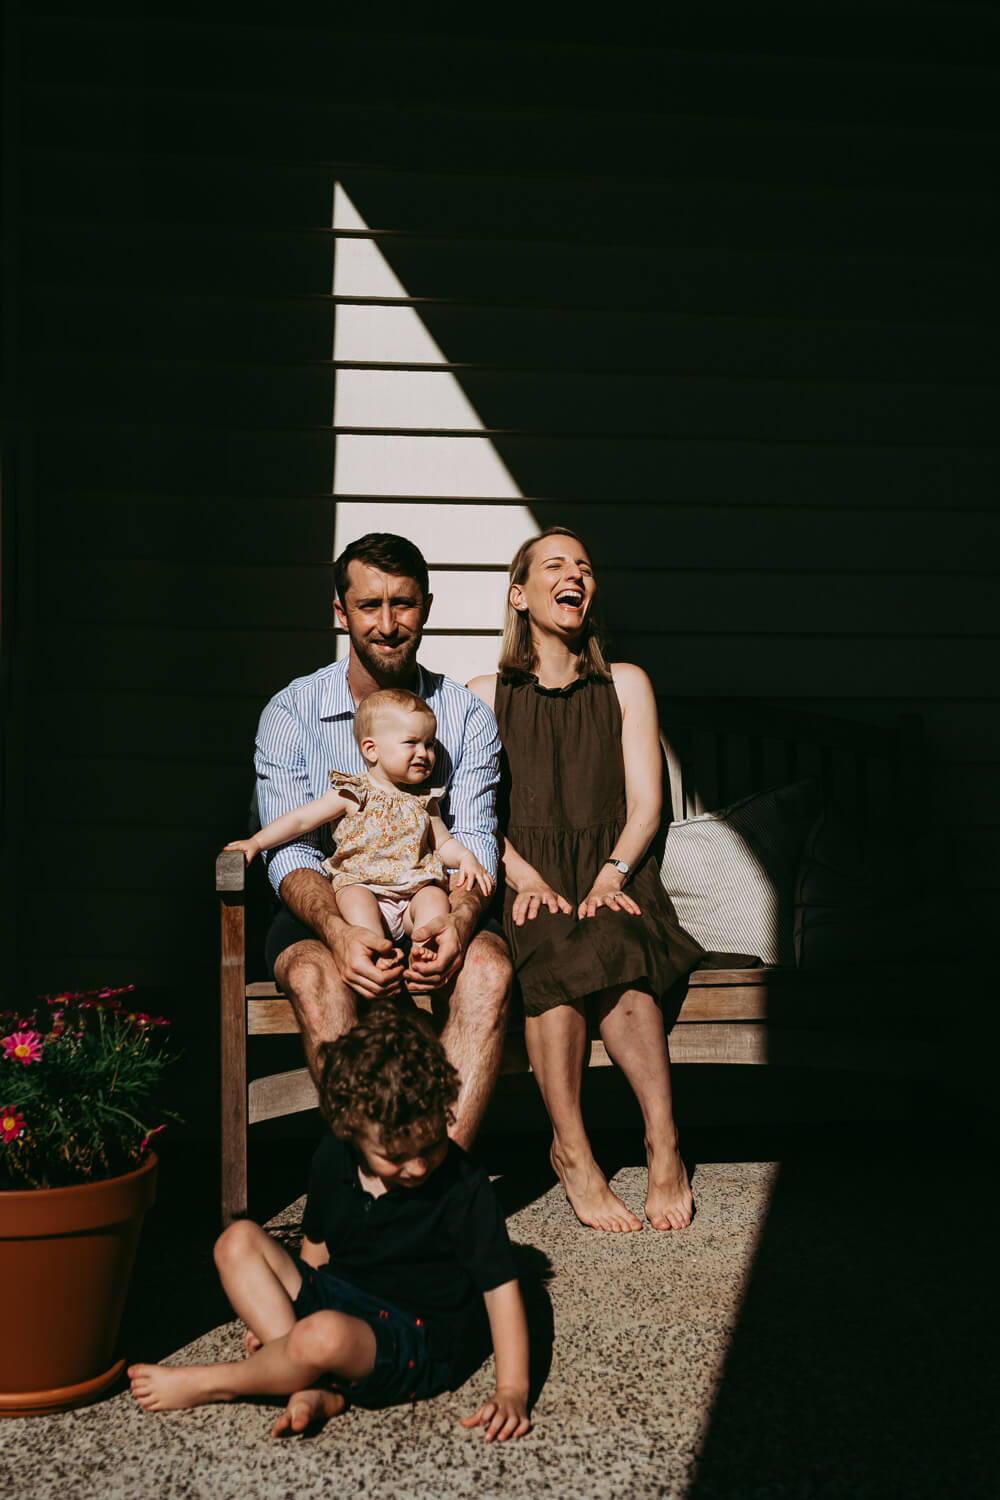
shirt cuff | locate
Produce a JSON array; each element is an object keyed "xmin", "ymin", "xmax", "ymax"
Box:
[{"xmin": 264, "ymin": 844, "xmax": 328, "ymax": 895}]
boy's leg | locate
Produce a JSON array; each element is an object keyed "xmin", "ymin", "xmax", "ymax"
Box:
[
  {"xmin": 212, "ymin": 1219, "xmax": 304, "ymax": 1344},
  {"xmin": 129, "ymin": 1308, "xmax": 376, "ymax": 1413}
]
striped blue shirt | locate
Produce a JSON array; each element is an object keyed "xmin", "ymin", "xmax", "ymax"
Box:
[{"xmin": 255, "ymin": 656, "xmax": 500, "ymax": 895}]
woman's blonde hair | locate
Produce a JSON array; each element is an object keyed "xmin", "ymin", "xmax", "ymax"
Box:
[{"xmin": 498, "ymin": 526, "xmax": 612, "ymax": 680}]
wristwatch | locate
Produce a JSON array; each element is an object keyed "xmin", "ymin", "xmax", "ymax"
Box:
[{"xmin": 605, "ymin": 858, "xmax": 630, "ymax": 875}]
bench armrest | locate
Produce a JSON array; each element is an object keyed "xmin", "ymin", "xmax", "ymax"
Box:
[{"xmin": 216, "ymin": 849, "xmax": 247, "ymax": 894}]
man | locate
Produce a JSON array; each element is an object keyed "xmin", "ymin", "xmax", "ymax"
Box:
[{"xmin": 255, "ymin": 532, "xmax": 510, "ymax": 1147}]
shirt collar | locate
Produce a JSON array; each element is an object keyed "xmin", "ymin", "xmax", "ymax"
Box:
[{"xmin": 319, "ymin": 655, "xmax": 428, "ymax": 720}]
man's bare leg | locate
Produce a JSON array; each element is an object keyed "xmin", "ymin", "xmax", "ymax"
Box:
[
  {"xmin": 129, "ymin": 1309, "xmax": 375, "ymax": 1412},
  {"xmin": 597, "ymin": 983, "xmax": 693, "ymax": 1231},
  {"xmin": 273, "ymin": 939, "xmax": 361, "ymax": 1079},
  {"xmin": 524, "ymin": 1001, "xmax": 642, "ymax": 1233},
  {"xmin": 435, "ymin": 930, "xmax": 510, "ymax": 1149}
]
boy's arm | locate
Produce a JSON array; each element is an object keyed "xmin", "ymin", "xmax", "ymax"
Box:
[
  {"xmin": 299, "ymin": 1235, "xmax": 330, "ymax": 1269},
  {"xmin": 460, "ymin": 1279, "xmax": 531, "ymax": 1442},
  {"xmin": 223, "ymin": 788, "xmax": 350, "ymax": 863}
]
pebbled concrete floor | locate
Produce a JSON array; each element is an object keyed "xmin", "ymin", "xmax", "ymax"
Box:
[{"xmin": 1, "ymin": 1116, "xmax": 996, "ymax": 1500}]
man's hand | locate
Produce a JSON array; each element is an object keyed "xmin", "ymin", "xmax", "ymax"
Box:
[
  {"xmin": 460, "ymin": 1386, "xmax": 531, "ymax": 1442},
  {"xmin": 329, "ymin": 921, "xmax": 405, "ymax": 999},
  {"xmin": 404, "ymin": 912, "xmax": 466, "ymax": 993}
]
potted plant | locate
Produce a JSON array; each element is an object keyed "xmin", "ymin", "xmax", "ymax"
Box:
[{"xmin": 0, "ymin": 985, "xmax": 178, "ymax": 1416}]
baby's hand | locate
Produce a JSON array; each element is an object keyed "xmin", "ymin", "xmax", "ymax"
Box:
[
  {"xmin": 454, "ymin": 852, "xmax": 495, "ymax": 898},
  {"xmin": 460, "ymin": 1387, "xmax": 531, "ymax": 1442},
  {"xmin": 223, "ymin": 838, "xmax": 258, "ymax": 865}
]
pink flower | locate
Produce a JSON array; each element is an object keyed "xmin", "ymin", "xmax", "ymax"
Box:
[
  {"xmin": 139, "ymin": 1124, "xmax": 166, "ymax": 1156},
  {"xmin": 1, "ymin": 1108, "xmax": 25, "ymax": 1143},
  {"xmin": 2, "ymin": 1031, "xmax": 42, "ymax": 1065}
]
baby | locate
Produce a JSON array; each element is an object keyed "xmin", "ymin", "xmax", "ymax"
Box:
[
  {"xmin": 225, "ymin": 689, "xmax": 493, "ymax": 959},
  {"xmin": 129, "ymin": 1006, "xmax": 531, "ymax": 1441}
]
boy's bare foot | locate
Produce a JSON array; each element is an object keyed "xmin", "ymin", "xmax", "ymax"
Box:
[
  {"xmin": 129, "ymin": 1362, "xmax": 231, "ymax": 1412},
  {"xmin": 271, "ymin": 1388, "xmax": 346, "ymax": 1438},
  {"xmin": 644, "ymin": 1138, "xmax": 693, "ymax": 1230},
  {"xmin": 550, "ymin": 1143, "xmax": 642, "ymax": 1232}
]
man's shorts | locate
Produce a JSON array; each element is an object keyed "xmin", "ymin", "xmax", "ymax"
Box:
[{"xmin": 292, "ymin": 1259, "xmax": 454, "ymax": 1408}]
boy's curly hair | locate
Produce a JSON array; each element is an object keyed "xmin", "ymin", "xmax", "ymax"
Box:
[{"xmin": 317, "ymin": 1004, "xmax": 460, "ymax": 1145}]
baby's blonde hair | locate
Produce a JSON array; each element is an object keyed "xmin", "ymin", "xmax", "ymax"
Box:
[{"xmin": 352, "ymin": 688, "xmax": 436, "ymax": 747}]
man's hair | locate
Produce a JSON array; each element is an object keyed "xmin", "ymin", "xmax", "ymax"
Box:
[
  {"xmin": 334, "ymin": 533, "xmax": 430, "ymax": 605},
  {"xmin": 317, "ymin": 1005, "xmax": 460, "ymax": 1145},
  {"xmin": 352, "ymin": 688, "xmax": 436, "ymax": 747},
  {"xmin": 498, "ymin": 526, "xmax": 612, "ymax": 681}
]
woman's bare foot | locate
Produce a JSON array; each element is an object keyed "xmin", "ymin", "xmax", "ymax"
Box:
[
  {"xmin": 129, "ymin": 1362, "xmax": 232, "ymax": 1412},
  {"xmin": 644, "ymin": 1138, "xmax": 694, "ymax": 1230},
  {"xmin": 551, "ymin": 1143, "xmax": 642, "ymax": 1232},
  {"xmin": 271, "ymin": 1388, "xmax": 346, "ymax": 1438}
]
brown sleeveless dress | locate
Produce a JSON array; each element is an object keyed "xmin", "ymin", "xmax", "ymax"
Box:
[{"xmin": 494, "ymin": 672, "xmax": 703, "ymax": 1016}]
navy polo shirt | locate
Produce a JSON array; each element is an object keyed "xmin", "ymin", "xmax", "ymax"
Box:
[{"xmin": 301, "ymin": 1132, "xmax": 516, "ymax": 1355}]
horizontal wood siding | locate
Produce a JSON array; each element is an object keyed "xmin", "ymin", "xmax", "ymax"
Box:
[{"xmin": 4, "ymin": 5, "xmax": 998, "ymax": 1127}]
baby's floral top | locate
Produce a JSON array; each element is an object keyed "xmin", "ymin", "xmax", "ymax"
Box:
[{"xmin": 321, "ymin": 771, "xmax": 446, "ymax": 896}]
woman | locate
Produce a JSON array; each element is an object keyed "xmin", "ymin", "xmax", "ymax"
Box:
[{"xmin": 468, "ymin": 528, "xmax": 702, "ymax": 1233}]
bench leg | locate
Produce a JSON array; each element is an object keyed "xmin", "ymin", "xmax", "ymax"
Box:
[{"xmin": 220, "ymin": 894, "xmax": 248, "ymax": 1224}]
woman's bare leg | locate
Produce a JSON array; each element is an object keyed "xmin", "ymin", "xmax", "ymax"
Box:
[
  {"xmin": 597, "ymin": 983, "xmax": 692, "ymax": 1230},
  {"xmin": 524, "ymin": 1002, "xmax": 642, "ymax": 1232},
  {"xmin": 129, "ymin": 1308, "xmax": 375, "ymax": 1413}
]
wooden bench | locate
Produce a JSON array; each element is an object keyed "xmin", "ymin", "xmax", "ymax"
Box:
[{"xmin": 217, "ymin": 697, "xmax": 929, "ymax": 1224}]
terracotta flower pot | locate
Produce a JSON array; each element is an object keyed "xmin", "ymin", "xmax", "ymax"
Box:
[{"xmin": 0, "ymin": 1153, "xmax": 158, "ymax": 1417}]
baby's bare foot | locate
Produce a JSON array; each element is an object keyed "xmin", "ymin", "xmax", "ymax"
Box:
[
  {"xmin": 128, "ymin": 1362, "xmax": 230, "ymax": 1412},
  {"xmin": 271, "ymin": 1388, "xmax": 346, "ymax": 1438},
  {"xmin": 644, "ymin": 1138, "xmax": 693, "ymax": 1230},
  {"xmin": 375, "ymin": 947, "xmax": 404, "ymax": 972},
  {"xmin": 550, "ymin": 1143, "xmax": 642, "ymax": 1232}
]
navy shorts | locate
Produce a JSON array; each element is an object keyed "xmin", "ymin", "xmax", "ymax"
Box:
[{"xmin": 291, "ymin": 1259, "xmax": 454, "ymax": 1409}]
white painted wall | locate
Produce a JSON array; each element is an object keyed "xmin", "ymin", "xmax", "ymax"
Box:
[{"xmin": 330, "ymin": 184, "xmax": 538, "ymax": 682}]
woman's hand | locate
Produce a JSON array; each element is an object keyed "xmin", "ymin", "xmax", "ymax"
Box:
[
  {"xmin": 578, "ymin": 867, "xmax": 641, "ymax": 920},
  {"xmin": 511, "ymin": 879, "xmax": 573, "ymax": 927}
]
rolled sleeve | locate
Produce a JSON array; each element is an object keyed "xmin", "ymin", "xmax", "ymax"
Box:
[
  {"xmin": 440, "ymin": 698, "xmax": 500, "ymax": 879},
  {"xmin": 254, "ymin": 694, "xmax": 328, "ymax": 895}
]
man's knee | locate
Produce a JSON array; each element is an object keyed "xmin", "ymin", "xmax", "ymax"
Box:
[
  {"xmin": 460, "ymin": 932, "xmax": 512, "ymax": 1018},
  {"xmin": 274, "ymin": 940, "xmax": 340, "ymax": 1003}
]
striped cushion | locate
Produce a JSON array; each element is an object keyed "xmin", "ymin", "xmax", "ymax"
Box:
[{"xmin": 660, "ymin": 780, "xmax": 820, "ymax": 966}]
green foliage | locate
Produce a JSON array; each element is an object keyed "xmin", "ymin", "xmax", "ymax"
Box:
[{"xmin": 0, "ymin": 986, "xmax": 179, "ymax": 1190}]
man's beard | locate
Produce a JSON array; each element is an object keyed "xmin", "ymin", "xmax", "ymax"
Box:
[{"xmin": 351, "ymin": 631, "xmax": 421, "ymax": 684}]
